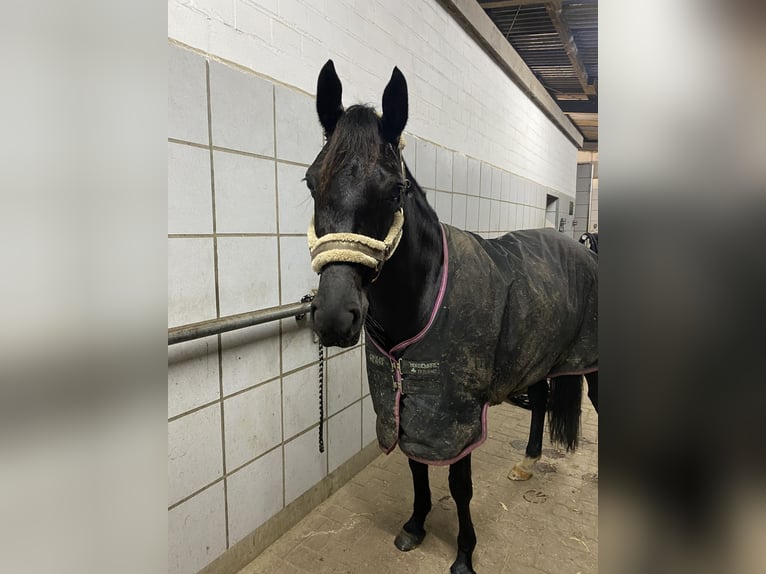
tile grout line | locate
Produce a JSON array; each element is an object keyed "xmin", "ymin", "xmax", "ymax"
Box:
[
  {"xmin": 168, "ymin": 137, "xmax": 312, "ymax": 168},
  {"xmin": 168, "ymin": 232, "xmax": 307, "ymax": 239},
  {"xmin": 168, "ymin": 344, "xmax": 366, "ymax": 423},
  {"xmin": 272, "ymin": 83, "xmax": 288, "ymax": 514},
  {"xmin": 206, "ymin": 59, "xmax": 230, "ymax": 550},
  {"xmin": 167, "ymin": 393, "xmax": 373, "ymax": 516},
  {"xmin": 171, "ymin": 44, "xmax": 577, "ymax": 195}
]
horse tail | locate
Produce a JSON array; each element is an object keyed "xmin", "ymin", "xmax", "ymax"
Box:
[{"xmin": 547, "ymin": 375, "xmax": 582, "ymax": 452}]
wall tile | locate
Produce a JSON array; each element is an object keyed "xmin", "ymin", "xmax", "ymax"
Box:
[
  {"xmin": 361, "ymin": 350, "xmax": 369, "ymax": 395},
  {"xmin": 210, "ymin": 61, "xmax": 274, "ymax": 155},
  {"xmin": 509, "ymin": 203, "xmax": 520, "ymax": 230},
  {"xmin": 168, "ymin": 238, "xmax": 216, "ymax": 328},
  {"xmin": 362, "ymin": 394, "xmax": 377, "ymax": 446},
  {"xmin": 465, "ymin": 196, "xmax": 480, "ymax": 232},
  {"xmin": 213, "ymin": 152, "xmax": 276, "ymax": 233},
  {"xmin": 425, "ymin": 188, "xmax": 436, "ymax": 209},
  {"xmin": 451, "ymin": 193, "xmax": 467, "ymax": 230},
  {"xmin": 491, "ymin": 167, "xmax": 502, "ymax": 200},
  {"xmin": 227, "ymin": 447, "xmax": 284, "ymax": 545},
  {"xmin": 402, "ymin": 134, "xmax": 417, "ymax": 173},
  {"xmin": 217, "ymin": 236, "xmax": 279, "ymax": 317},
  {"xmin": 283, "ymin": 363, "xmax": 323, "ymax": 440},
  {"xmin": 279, "ymin": 236, "xmax": 318, "ymax": 304},
  {"xmin": 452, "ymin": 153, "xmax": 467, "ymax": 194},
  {"xmin": 168, "ymin": 483, "xmax": 226, "ymax": 574},
  {"xmin": 275, "ymin": 85, "xmax": 323, "ymax": 164},
  {"xmin": 221, "ymin": 322, "xmax": 281, "ymax": 396},
  {"xmin": 326, "ymin": 347, "xmax": 361, "ymax": 416},
  {"xmin": 501, "ymin": 171, "xmax": 512, "ymax": 202},
  {"xmin": 510, "ymin": 175, "xmax": 524, "ymax": 204},
  {"xmin": 490, "ymin": 199, "xmax": 501, "ymax": 232},
  {"xmin": 224, "ymin": 379, "xmax": 282, "ymax": 470},
  {"xmin": 284, "ymin": 424, "xmax": 328, "ymax": 504},
  {"xmin": 281, "ymin": 317, "xmax": 319, "ymax": 373},
  {"xmin": 328, "ymin": 403, "xmax": 362, "ymax": 472},
  {"xmin": 168, "ymin": 336, "xmax": 220, "ymax": 418},
  {"xmin": 499, "ymin": 201, "xmax": 510, "ymax": 233},
  {"xmin": 168, "ymin": 44, "xmax": 208, "ymax": 145},
  {"xmin": 168, "ymin": 143, "xmax": 213, "ymax": 234},
  {"xmin": 529, "ymin": 180, "xmax": 539, "ymax": 206},
  {"xmin": 277, "ymin": 162, "xmax": 314, "ymax": 234},
  {"xmin": 435, "ymin": 146, "xmax": 453, "ymax": 191},
  {"xmin": 415, "ymin": 139, "xmax": 436, "ymax": 189},
  {"xmin": 478, "ymin": 198, "xmax": 491, "ymax": 232},
  {"xmin": 466, "ymin": 157, "xmax": 480, "ymax": 196},
  {"xmin": 480, "ymin": 162, "xmax": 492, "ymax": 198},
  {"xmin": 168, "ymin": 405, "xmax": 223, "ymax": 506},
  {"xmin": 434, "ymin": 191, "xmax": 452, "ymax": 223}
]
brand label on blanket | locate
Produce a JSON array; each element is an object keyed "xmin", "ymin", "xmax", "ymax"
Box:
[
  {"xmin": 401, "ymin": 360, "xmax": 440, "ymax": 376},
  {"xmin": 366, "ymin": 352, "xmax": 440, "ymax": 376}
]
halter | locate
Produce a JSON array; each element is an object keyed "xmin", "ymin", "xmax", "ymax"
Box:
[
  {"xmin": 307, "ymin": 208, "xmax": 404, "ymax": 276},
  {"xmin": 307, "ymin": 139, "xmax": 409, "ymax": 280}
]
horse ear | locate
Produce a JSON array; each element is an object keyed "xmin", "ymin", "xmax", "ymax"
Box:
[
  {"xmin": 316, "ymin": 60, "xmax": 344, "ymax": 136},
  {"xmin": 381, "ymin": 67, "xmax": 408, "ymax": 144}
]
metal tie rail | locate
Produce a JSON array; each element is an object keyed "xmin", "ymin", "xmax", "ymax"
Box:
[{"xmin": 168, "ymin": 300, "xmax": 312, "ymax": 345}]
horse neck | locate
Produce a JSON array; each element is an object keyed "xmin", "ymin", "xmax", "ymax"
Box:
[{"xmin": 366, "ymin": 173, "xmax": 443, "ymax": 350}]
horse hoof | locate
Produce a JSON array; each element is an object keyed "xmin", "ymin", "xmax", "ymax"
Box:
[
  {"xmin": 450, "ymin": 562, "xmax": 476, "ymax": 574},
  {"xmin": 394, "ymin": 528, "xmax": 425, "ymax": 551},
  {"xmin": 509, "ymin": 463, "xmax": 533, "ymax": 481}
]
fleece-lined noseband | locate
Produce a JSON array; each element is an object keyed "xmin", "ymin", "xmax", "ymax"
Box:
[
  {"xmin": 307, "ymin": 208, "xmax": 404, "ymax": 276},
  {"xmin": 307, "ymin": 138, "xmax": 409, "ymax": 279}
]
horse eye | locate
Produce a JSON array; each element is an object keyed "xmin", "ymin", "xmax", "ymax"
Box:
[{"xmin": 303, "ymin": 177, "xmax": 316, "ymax": 197}]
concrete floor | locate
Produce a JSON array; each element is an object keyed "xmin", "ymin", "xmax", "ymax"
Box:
[{"xmin": 238, "ymin": 397, "xmax": 598, "ymax": 574}]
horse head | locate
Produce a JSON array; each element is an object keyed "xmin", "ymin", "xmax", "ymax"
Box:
[{"xmin": 307, "ymin": 60, "xmax": 409, "ymax": 347}]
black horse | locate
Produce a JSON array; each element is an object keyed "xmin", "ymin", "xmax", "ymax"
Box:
[{"xmin": 307, "ymin": 60, "xmax": 598, "ymax": 574}]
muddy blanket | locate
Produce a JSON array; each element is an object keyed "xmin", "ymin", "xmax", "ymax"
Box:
[{"xmin": 365, "ymin": 224, "xmax": 598, "ymax": 464}]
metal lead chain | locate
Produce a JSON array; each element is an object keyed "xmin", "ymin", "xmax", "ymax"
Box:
[
  {"xmin": 317, "ymin": 342, "xmax": 325, "ymax": 453},
  {"xmin": 300, "ymin": 292, "xmax": 324, "ymax": 454}
]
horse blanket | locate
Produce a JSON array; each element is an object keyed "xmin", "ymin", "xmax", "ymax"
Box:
[{"xmin": 365, "ymin": 224, "xmax": 598, "ymax": 464}]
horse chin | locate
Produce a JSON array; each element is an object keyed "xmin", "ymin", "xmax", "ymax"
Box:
[{"xmin": 317, "ymin": 329, "xmax": 362, "ymax": 349}]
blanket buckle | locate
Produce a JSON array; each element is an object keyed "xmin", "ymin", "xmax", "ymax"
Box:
[{"xmin": 390, "ymin": 358, "xmax": 403, "ymax": 394}]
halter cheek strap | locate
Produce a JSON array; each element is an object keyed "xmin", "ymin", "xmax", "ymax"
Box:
[{"xmin": 307, "ymin": 209, "xmax": 404, "ymax": 275}]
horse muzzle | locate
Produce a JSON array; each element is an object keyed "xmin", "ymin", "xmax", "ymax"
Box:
[{"xmin": 311, "ymin": 264, "xmax": 368, "ymax": 348}]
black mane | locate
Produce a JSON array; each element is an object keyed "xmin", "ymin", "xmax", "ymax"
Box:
[{"xmin": 320, "ymin": 105, "xmax": 382, "ymax": 195}]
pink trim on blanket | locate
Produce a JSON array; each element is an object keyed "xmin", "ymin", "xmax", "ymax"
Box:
[
  {"xmin": 370, "ymin": 225, "xmax": 449, "ymax": 457},
  {"xmin": 390, "ymin": 223, "xmax": 449, "ymax": 355},
  {"xmin": 406, "ymin": 403, "xmax": 489, "ymax": 466},
  {"xmin": 368, "ymin": 224, "xmax": 448, "ymax": 365}
]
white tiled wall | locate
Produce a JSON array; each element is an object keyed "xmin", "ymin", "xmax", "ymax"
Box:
[{"xmin": 168, "ymin": 1, "xmax": 580, "ymax": 571}]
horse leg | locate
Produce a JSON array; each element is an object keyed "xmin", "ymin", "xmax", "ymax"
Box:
[
  {"xmin": 509, "ymin": 380, "xmax": 549, "ymax": 481},
  {"xmin": 394, "ymin": 458, "xmax": 432, "ymax": 551},
  {"xmin": 449, "ymin": 454, "xmax": 477, "ymax": 574},
  {"xmin": 585, "ymin": 371, "xmax": 598, "ymax": 412}
]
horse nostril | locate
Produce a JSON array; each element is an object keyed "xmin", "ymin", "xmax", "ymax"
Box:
[{"xmin": 349, "ymin": 306, "xmax": 361, "ymax": 327}]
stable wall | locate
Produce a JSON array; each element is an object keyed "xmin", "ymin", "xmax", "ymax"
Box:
[{"xmin": 168, "ymin": 2, "xmax": 579, "ymax": 574}]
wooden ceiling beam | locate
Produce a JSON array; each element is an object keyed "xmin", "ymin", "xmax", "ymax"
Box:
[
  {"xmin": 480, "ymin": 0, "xmax": 548, "ymax": 9},
  {"xmin": 557, "ymin": 99, "xmax": 598, "ymax": 113},
  {"xmin": 544, "ymin": 1, "xmax": 596, "ymax": 95}
]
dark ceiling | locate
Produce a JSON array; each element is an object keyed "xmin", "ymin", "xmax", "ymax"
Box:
[{"xmin": 477, "ymin": 0, "xmax": 598, "ymax": 150}]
